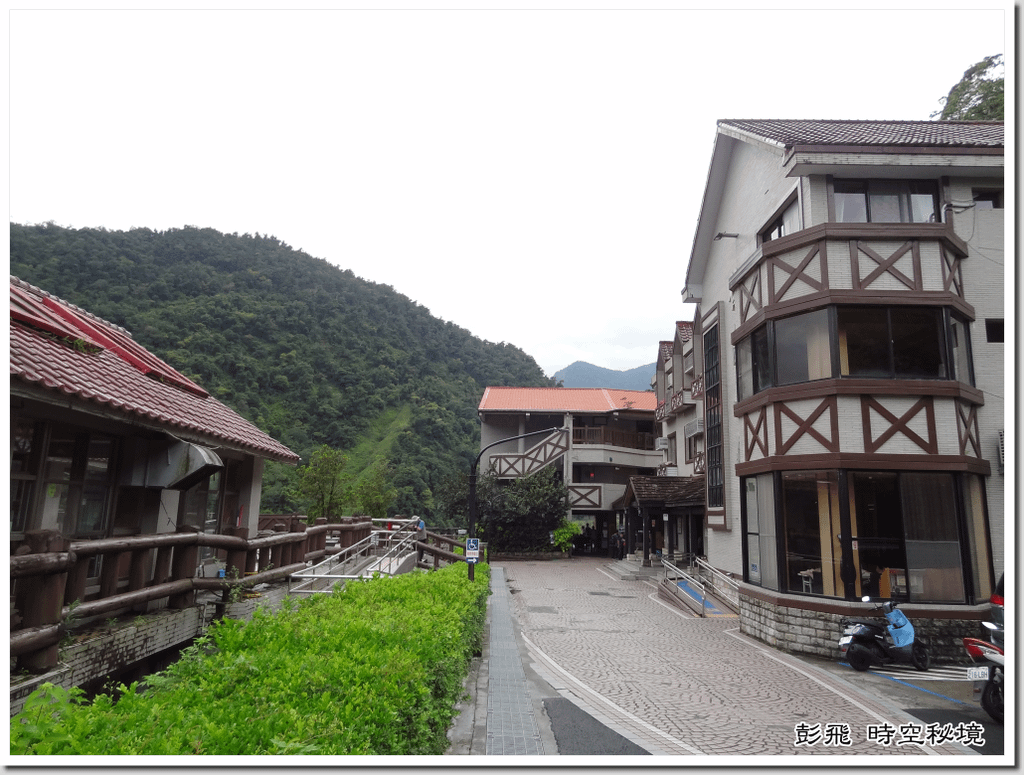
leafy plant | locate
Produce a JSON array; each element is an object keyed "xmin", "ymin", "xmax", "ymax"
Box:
[
  {"xmin": 552, "ymin": 519, "xmax": 582, "ymax": 553},
  {"xmin": 11, "ymin": 564, "xmax": 491, "ymax": 756}
]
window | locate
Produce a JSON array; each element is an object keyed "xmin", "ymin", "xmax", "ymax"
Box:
[
  {"xmin": 985, "ymin": 318, "xmax": 1004, "ymax": 343},
  {"xmin": 950, "ymin": 314, "xmax": 975, "ymax": 386},
  {"xmin": 760, "ymin": 197, "xmax": 801, "ymax": 243},
  {"xmin": 36, "ymin": 426, "xmax": 116, "ymax": 538},
  {"xmin": 738, "ymin": 305, "xmax": 964, "ymax": 399},
  {"xmin": 736, "ymin": 325, "xmax": 771, "ymax": 400},
  {"xmin": 838, "ymin": 306, "xmax": 946, "ymax": 380},
  {"xmin": 179, "ymin": 471, "xmax": 223, "ymax": 562},
  {"xmin": 744, "ymin": 473, "xmax": 778, "ymax": 588},
  {"xmin": 703, "ymin": 324, "xmax": 723, "ymax": 508},
  {"xmin": 10, "ymin": 418, "xmax": 43, "ymax": 534},
  {"xmin": 763, "ymin": 469, "xmax": 979, "ymax": 603},
  {"xmin": 781, "ymin": 471, "xmax": 841, "ymax": 596},
  {"xmin": 850, "ymin": 471, "xmax": 966, "ymax": 603},
  {"xmin": 973, "ymin": 189, "xmax": 1003, "ymax": 209},
  {"xmin": 834, "ymin": 179, "xmax": 939, "ymax": 223},
  {"xmin": 775, "ymin": 309, "xmax": 831, "ymax": 386}
]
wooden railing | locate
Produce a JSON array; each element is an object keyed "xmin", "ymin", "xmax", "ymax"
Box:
[
  {"xmin": 10, "ymin": 516, "xmax": 372, "ymax": 672},
  {"xmin": 572, "ymin": 427, "xmax": 655, "ymax": 451}
]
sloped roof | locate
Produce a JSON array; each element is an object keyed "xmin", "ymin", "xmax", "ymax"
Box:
[
  {"xmin": 618, "ymin": 475, "xmax": 706, "ymax": 509},
  {"xmin": 676, "ymin": 321, "xmax": 693, "ymax": 343},
  {"xmin": 10, "ymin": 276, "xmax": 300, "ymax": 463},
  {"xmin": 719, "ymin": 119, "xmax": 1003, "ymax": 149},
  {"xmin": 479, "ymin": 386, "xmax": 657, "ymax": 413},
  {"xmin": 659, "ymin": 341, "xmax": 673, "ymax": 363}
]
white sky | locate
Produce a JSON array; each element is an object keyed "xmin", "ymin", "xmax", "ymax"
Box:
[{"xmin": 7, "ymin": 2, "xmax": 1010, "ymax": 377}]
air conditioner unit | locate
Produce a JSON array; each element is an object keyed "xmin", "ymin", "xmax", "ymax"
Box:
[{"xmin": 655, "ymin": 437, "xmax": 670, "ymax": 450}]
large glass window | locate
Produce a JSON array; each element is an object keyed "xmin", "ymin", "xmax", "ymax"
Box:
[
  {"xmin": 744, "ymin": 473, "xmax": 778, "ymax": 588},
  {"xmin": 736, "ymin": 326, "xmax": 771, "ymax": 401},
  {"xmin": 704, "ymin": 324, "xmax": 723, "ymax": 508},
  {"xmin": 838, "ymin": 306, "xmax": 947, "ymax": 380},
  {"xmin": 781, "ymin": 471, "xmax": 842, "ymax": 596},
  {"xmin": 737, "ymin": 305, "xmax": 964, "ymax": 401},
  {"xmin": 775, "ymin": 309, "xmax": 831, "ymax": 386},
  {"xmin": 751, "ymin": 468, "xmax": 985, "ymax": 603},
  {"xmin": 849, "ymin": 471, "xmax": 966, "ymax": 604},
  {"xmin": 834, "ymin": 179, "xmax": 939, "ymax": 223}
]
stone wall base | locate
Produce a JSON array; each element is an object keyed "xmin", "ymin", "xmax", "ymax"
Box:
[{"xmin": 738, "ymin": 586, "xmax": 992, "ymax": 665}]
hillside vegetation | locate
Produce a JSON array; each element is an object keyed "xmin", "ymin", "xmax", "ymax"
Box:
[{"xmin": 10, "ymin": 222, "xmax": 553, "ymax": 522}]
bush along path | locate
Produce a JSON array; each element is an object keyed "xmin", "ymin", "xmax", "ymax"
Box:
[{"xmin": 11, "ymin": 564, "xmax": 490, "ymax": 755}]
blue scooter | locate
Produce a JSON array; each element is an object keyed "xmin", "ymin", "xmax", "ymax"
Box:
[{"xmin": 839, "ymin": 595, "xmax": 930, "ymax": 672}]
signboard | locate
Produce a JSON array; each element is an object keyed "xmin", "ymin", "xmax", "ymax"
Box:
[{"xmin": 466, "ymin": 538, "xmax": 480, "ymax": 560}]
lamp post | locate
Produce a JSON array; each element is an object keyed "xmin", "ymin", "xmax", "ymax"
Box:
[{"xmin": 467, "ymin": 426, "xmax": 567, "ymax": 581}]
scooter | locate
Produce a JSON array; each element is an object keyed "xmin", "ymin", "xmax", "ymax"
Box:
[
  {"xmin": 839, "ymin": 595, "xmax": 930, "ymax": 672},
  {"xmin": 963, "ymin": 621, "xmax": 1003, "ymax": 723}
]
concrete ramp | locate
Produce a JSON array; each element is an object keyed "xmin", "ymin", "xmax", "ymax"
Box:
[{"xmin": 659, "ymin": 577, "xmax": 737, "ymax": 618}]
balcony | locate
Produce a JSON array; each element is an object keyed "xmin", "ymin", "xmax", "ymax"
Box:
[
  {"xmin": 655, "ymin": 387, "xmax": 697, "ymax": 421},
  {"xmin": 572, "ymin": 427, "xmax": 655, "ymax": 451}
]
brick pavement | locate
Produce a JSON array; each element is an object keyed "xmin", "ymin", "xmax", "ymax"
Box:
[{"xmin": 491, "ymin": 557, "xmax": 978, "ymax": 758}]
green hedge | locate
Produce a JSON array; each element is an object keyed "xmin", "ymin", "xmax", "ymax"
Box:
[{"xmin": 11, "ymin": 563, "xmax": 490, "ymax": 755}]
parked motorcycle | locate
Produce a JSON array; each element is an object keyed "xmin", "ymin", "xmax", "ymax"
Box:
[
  {"xmin": 963, "ymin": 621, "xmax": 1004, "ymax": 723},
  {"xmin": 839, "ymin": 595, "xmax": 930, "ymax": 672}
]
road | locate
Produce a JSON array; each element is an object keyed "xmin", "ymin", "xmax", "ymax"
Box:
[{"xmin": 449, "ymin": 557, "xmax": 1010, "ymax": 761}]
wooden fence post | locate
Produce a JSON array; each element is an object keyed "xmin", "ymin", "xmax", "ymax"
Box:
[
  {"xmin": 15, "ymin": 531, "xmax": 70, "ymax": 672},
  {"xmin": 168, "ymin": 526, "xmax": 199, "ymax": 609}
]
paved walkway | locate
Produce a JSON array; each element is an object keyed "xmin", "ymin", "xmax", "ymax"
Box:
[{"xmin": 448, "ymin": 557, "xmax": 980, "ymax": 759}]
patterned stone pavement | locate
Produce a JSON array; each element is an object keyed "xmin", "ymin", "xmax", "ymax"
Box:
[{"xmin": 491, "ymin": 557, "xmax": 979, "ymax": 759}]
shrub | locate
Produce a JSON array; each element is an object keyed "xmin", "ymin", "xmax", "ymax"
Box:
[{"xmin": 11, "ymin": 563, "xmax": 490, "ymax": 756}]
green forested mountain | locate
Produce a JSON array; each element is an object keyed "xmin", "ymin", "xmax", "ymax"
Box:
[{"xmin": 10, "ymin": 222, "xmax": 553, "ymax": 523}]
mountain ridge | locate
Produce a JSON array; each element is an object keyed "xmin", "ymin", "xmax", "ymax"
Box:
[{"xmin": 552, "ymin": 360, "xmax": 656, "ymax": 392}]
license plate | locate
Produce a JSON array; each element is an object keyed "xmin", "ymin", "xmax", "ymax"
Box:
[
  {"xmin": 968, "ymin": 666, "xmax": 989, "ymax": 681},
  {"xmin": 839, "ymin": 636, "xmax": 853, "ymax": 646}
]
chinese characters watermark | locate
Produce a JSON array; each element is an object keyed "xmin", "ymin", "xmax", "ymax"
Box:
[{"xmin": 794, "ymin": 721, "xmax": 985, "ymax": 749}]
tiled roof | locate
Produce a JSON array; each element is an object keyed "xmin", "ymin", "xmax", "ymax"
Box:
[
  {"xmin": 10, "ymin": 277, "xmax": 300, "ymax": 463},
  {"xmin": 676, "ymin": 321, "xmax": 693, "ymax": 343},
  {"xmin": 720, "ymin": 119, "xmax": 1003, "ymax": 149},
  {"xmin": 618, "ymin": 475, "xmax": 706, "ymax": 508},
  {"xmin": 479, "ymin": 386, "xmax": 657, "ymax": 413},
  {"xmin": 659, "ymin": 341, "xmax": 673, "ymax": 362}
]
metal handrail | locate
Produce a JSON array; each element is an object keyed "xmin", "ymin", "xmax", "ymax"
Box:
[
  {"xmin": 662, "ymin": 558, "xmax": 709, "ymax": 618},
  {"xmin": 693, "ymin": 555, "xmax": 740, "ymax": 592},
  {"xmin": 289, "ymin": 521, "xmax": 430, "ymax": 594}
]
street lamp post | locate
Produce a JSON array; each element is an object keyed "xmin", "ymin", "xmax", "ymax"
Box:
[{"xmin": 467, "ymin": 426, "xmax": 567, "ymax": 581}]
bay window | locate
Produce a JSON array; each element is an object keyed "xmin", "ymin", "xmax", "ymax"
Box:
[
  {"xmin": 745, "ymin": 469, "xmax": 989, "ymax": 603},
  {"xmin": 737, "ymin": 305, "xmax": 969, "ymax": 400}
]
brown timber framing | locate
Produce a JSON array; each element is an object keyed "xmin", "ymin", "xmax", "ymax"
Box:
[{"xmin": 728, "ymin": 222, "xmax": 973, "ymax": 341}]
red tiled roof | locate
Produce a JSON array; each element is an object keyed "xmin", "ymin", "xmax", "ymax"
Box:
[
  {"xmin": 479, "ymin": 386, "xmax": 657, "ymax": 413},
  {"xmin": 719, "ymin": 119, "xmax": 1003, "ymax": 149},
  {"xmin": 676, "ymin": 321, "xmax": 693, "ymax": 343},
  {"xmin": 10, "ymin": 277, "xmax": 299, "ymax": 463}
]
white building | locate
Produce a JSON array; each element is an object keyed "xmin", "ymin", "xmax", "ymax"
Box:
[{"xmin": 681, "ymin": 120, "xmax": 1004, "ymax": 657}]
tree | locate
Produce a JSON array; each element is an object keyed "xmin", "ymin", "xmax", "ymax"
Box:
[
  {"xmin": 933, "ymin": 54, "xmax": 1004, "ymax": 120},
  {"xmin": 354, "ymin": 459, "xmax": 398, "ymax": 519},
  {"xmin": 297, "ymin": 445, "xmax": 351, "ymax": 522},
  {"xmin": 480, "ymin": 467, "xmax": 570, "ymax": 553}
]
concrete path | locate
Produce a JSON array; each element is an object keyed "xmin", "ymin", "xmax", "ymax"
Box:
[{"xmin": 448, "ymin": 557, "xmax": 980, "ymax": 759}]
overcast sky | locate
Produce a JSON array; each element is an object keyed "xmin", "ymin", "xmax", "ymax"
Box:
[{"xmin": 8, "ymin": 3, "xmax": 1009, "ymax": 377}]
